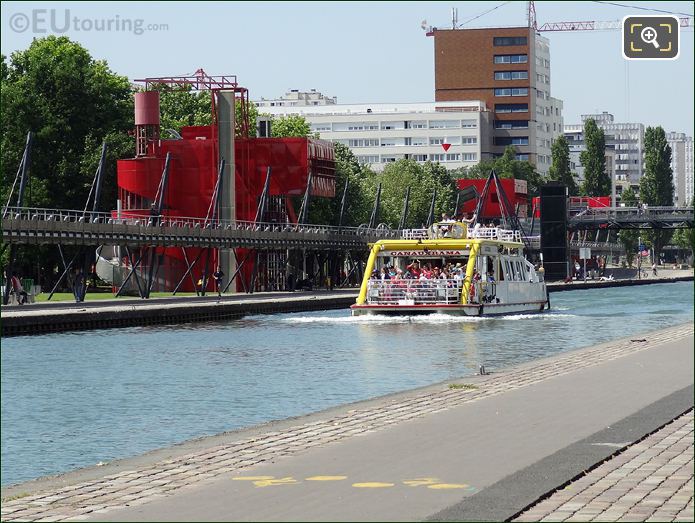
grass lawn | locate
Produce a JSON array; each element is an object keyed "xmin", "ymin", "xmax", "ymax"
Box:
[{"xmin": 34, "ymin": 292, "xmax": 198, "ymax": 302}]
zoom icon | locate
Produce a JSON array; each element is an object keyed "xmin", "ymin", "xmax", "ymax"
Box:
[{"xmin": 623, "ymin": 15, "xmax": 680, "ymax": 60}]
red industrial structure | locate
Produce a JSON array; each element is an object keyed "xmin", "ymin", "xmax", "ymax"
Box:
[
  {"xmin": 456, "ymin": 178, "xmax": 528, "ymax": 218},
  {"xmin": 531, "ymin": 195, "xmax": 612, "ymax": 218},
  {"xmin": 113, "ymin": 69, "xmax": 336, "ymax": 293}
]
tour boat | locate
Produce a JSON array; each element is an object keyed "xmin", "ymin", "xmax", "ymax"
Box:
[{"xmin": 350, "ymin": 221, "xmax": 548, "ymax": 316}]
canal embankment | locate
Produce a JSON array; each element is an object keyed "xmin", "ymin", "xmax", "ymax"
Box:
[{"xmin": 1, "ymin": 271, "xmax": 692, "ymax": 336}]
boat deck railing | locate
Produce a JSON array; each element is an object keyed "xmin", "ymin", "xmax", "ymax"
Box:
[
  {"xmin": 366, "ymin": 278, "xmax": 497, "ymax": 306},
  {"xmin": 367, "ymin": 278, "xmax": 462, "ymax": 305},
  {"xmin": 401, "ymin": 224, "xmax": 521, "ymax": 243},
  {"xmin": 467, "ymin": 226, "xmax": 521, "ymax": 242},
  {"xmin": 401, "ymin": 228, "xmax": 429, "ymax": 240}
]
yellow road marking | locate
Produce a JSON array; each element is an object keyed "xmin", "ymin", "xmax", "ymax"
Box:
[
  {"xmin": 403, "ymin": 478, "xmax": 440, "ymax": 487},
  {"xmin": 305, "ymin": 476, "xmax": 348, "ymax": 481},
  {"xmin": 253, "ymin": 477, "xmax": 298, "ymax": 487},
  {"xmin": 428, "ymin": 483, "xmax": 470, "ymax": 490},
  {"xmin": 232, "ymin": 476, "xmax": 275, "ymax": 481},
  {"xmin": 352, "ymin": 482, "xmax": 395, "ymax": 488}
]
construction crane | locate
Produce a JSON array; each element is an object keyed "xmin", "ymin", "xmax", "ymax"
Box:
[
  {"xmin": 423, "ymin": 1, "xmax": 692, "ymax": 33},
  {"xmin": 527, "ymin": 0, "xmax": 692, "ymax": 32}
]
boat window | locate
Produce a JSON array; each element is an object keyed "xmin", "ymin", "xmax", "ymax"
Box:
[{"xmin": 515, "ymin": 260, "xmax": 524, "ymax": 281}]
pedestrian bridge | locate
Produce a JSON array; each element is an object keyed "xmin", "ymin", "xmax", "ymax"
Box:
[
  {"xmin": 1, "ymin": 207, "xmax": 399, "ymax": 250},
  {"xmin": 2, "ymin": 205, "xmax": 692, "ymax": 251},
  {"xmin": 568, "ymin": 206, "xmax": 694, "ymax": 231}
]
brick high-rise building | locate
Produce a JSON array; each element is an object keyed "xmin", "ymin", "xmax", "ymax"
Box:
[{"xmin": 431, "ymin": 26, "xmax": 563, "ymax": 174}]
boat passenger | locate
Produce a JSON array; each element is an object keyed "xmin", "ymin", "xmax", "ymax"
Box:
[{"xmin": 407, "ymin": 260, "xmax": 422, "ymax": 279}]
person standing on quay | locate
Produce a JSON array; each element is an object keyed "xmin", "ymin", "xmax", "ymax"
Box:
[
  {"xmin": 74, "ymin": 268, "xmax": 86, "ymax": 302},
  {"xmin": 213, "ymin": 266, "xmax": 225, "ymax": 297}
]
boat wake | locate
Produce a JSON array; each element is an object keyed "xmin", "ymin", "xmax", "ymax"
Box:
[{"xmin": 274, "ymin": 312, "xmax": 575, "ymax": 325}]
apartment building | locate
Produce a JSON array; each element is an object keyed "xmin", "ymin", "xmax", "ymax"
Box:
[
  {"xmin": 255, "ymin": 89, "xmax": 337, "ymax": 108},
  {"xmin": 565, "ymin": 112, "xmax": 645, "ymax": 196},
  {"xmin": 667, "ymin": 132, "xmax": 694, "ymax": 206},
  {"xmin": 260, "ymin": 100, "xmax": 493, "ymax": 171},
  {"xmin": 430, "ymin": 26, "xmax": 563, "ymax": 174}
]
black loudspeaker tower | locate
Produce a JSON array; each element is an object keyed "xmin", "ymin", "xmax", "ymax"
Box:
[{"xmin": 540, "ymin": 183, "xmax": 569, "ymax": 281}]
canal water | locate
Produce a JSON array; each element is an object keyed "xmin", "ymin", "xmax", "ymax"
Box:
[{"xmin": 1, "ymin": 281, "xmax": 693, "ymax": 486}]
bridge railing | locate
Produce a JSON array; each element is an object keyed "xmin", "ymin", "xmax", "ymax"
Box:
[
  {"xmin": 1, "ymin": 206, "xmax": 401, "ymax": 239},
  {"xmin": 571, "ymin": 206, "xmax": 694, "ymax": 219}
]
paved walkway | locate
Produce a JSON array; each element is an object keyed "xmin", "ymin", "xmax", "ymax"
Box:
[
  {"xmin": 514, "ymin": 410, "xmax": 694, "ymax": 522},
  {"xmin": 1, "ymin": 323, "xmax": 692, "ymax": 521}
]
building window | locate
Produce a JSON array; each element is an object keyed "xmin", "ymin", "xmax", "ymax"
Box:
[
  {"xmin": 462, "ymin": 153, "xmax": 477, "ymax": 161},
  {"xmin": 462, "ymin": 136, "xmax": 478, "ymax": 144},
  {"xmin": 348, "ymin": 138, "xmax": 379, "ymax": 147},
  {"xmin": 495, "ymin": 103, "xmax": 528, "ymax": 113},
  {"xmin": 494, "ymin": 88, "xmax": 528, "ymax": 97},
  {"xmin": 429, "ymin": 120, "xmax": 460, "ymax": 129},
  {"xmin": 311, "ymin": 124, "xmax": 332, "ymax": 132},
  {"xmin": 446, "ymin": 153, "xmax": 461, "ymax": 162},
  {"xmin": 495, "ymin": 120, "xmax": 529, "ymax": 129},
  {"xmin": 357, "ymin": 155, "xmax": 379, "ymax": 164},
  {"xmin": 381, "ymin": 157, "xmax": 397, "ymax": 163},
  {"xmin": 516, "ymin": 154, "xmax": 529, "ymax": 161},
  {"xmin": 493, "ymin": 36, "xmax": 528, "ymax": 46},
  {"xmin": 461, "ymin": 120, "xmax": 477, "ymax": 128},
  {"xmin": 430, "ymin": 153, "xmax": 445, "ymax": 162},
  {"xmin": 494, "ymin": 136, "xmax": 529, "ymax": 146},
  {"xmin": 494, "ymin": 54, "xmax": 528, "ymax": 64},
  {"xmin": 429, "ymin": 137, "xmax": 445, "ymax": 145},
  {"xmin": 412, "ymin": 154, "xmax": 428, "ymax": 162},
  {"xmin": 495, "ymin": 71, "xmax": 528, "ymax": 80}
]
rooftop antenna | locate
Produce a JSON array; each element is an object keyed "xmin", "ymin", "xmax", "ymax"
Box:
[{"xmin": 451, "ymin": 7, "xmax": 458, "ymax": 29}]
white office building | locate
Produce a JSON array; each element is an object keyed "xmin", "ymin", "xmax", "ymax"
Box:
[
  {"xmin": 565, "ymin": 112, "xmax": 645, "ymax": 196},
  {"xmin": 255, "ymin": 89, "xmax": 337, "ymax": 108},
  {"xmin": 667, "ymin": 132, "xmax": 694, "ymax": 206},
  {"xmin": 532, "ymin": 35, "xmax": 565, "ymax": 174},
  {"xmin": 260, "ymin": 100, "xmax": 494, "ymax": 171}
]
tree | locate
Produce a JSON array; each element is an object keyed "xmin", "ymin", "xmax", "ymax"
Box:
[
  {"xmin": 308, "ymin": 142, "xmax": 371, "ymax": 226},
  {"xmin": 548, "ymin": 135, "xmax": 578, "ymax": 195},
  {"xmin": 617, "ymin": 187, "xmax": 640, "ymax": 267},
  {"xmin": 1, "ymin": 36, "xmax": 133, "ymax": 211},
  {"xmin": 671, "ymin": 221, "xmax": 694, "ymax": 264},
  {"xmin": 151, "ymin": 85, "xmax": 211, "ymax": 134},
  {"xmin": 357, "ymin": 159, "xmax": 456, "ymax": 228},
  {"xmin": 271, "ymin": 114, "xmax": 311, "ymax": 138},
  {"xmin": 580, "ymin": 118, "xmax": 610, "ymax": 196},
  {"xmin": 495, "ymin": 146, "xmax": 546, "ymax": 199},
  {"xmin": 1, "ymin": 37, "xmax": 133, "ymax": 285},
  {"xmin": 450, "ymin": 159, "xmax": 496, "ymax": 180},
  {"xmin": 640, "ymin": 126, "xmax": 675, "ymax": 262}
]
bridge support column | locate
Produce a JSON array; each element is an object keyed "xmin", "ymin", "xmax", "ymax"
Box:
[{"xmin": 217, "ymin": 90, "xmax": 236, "ymax": 292}]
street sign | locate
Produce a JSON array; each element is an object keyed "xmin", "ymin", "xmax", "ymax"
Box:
[{"xmin": 579, "ymin": 247, "xmax": 591, "ymax": 260}]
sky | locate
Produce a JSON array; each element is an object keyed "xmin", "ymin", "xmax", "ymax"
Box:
[{"xmin": 1, "ymin": 1, "xmax": 694, "ymax": 135}]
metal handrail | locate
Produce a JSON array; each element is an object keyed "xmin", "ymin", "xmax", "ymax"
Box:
[{"xmin": 0, "ymin": 206, "xmax": 401, "ymax": 238}]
